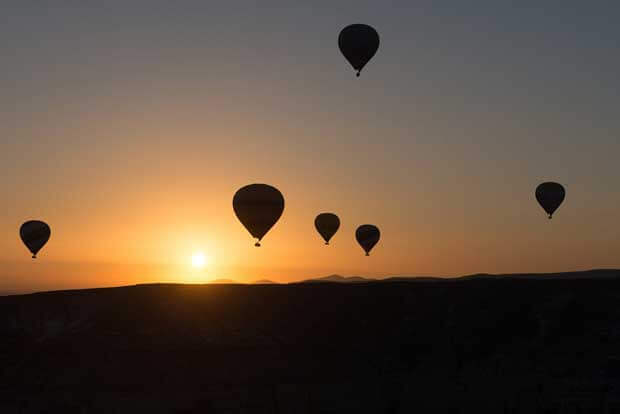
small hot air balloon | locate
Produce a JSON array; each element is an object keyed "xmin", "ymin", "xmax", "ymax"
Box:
[
  {"xmin": 338, "ymin": 24, "xmax": 380, "ymax": 77},
  {"xmin": 356, "ymin": 224, "xmax": 380, "ymax": 256},
  {"xmin": 233, "ymin": 184, "xmax": 284, "ymax": 246},
  {"xmin": 20, "ymin": 220, "xmax": 51, "ymax": 259},
  {"xmin": 315, "ymin": 213, "xmax": 340, "ymax": 245},
  {"xmin": 535, "ymin": 182, "xmax": 565, "ymax": 219}
]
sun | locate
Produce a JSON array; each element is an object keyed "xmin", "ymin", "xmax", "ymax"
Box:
[{"xmin": 191, "ymin": 252, "xmax": 208, "ymax": 269}]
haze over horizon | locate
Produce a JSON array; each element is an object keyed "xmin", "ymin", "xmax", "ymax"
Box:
[{"xmin": 2, "ymin": 1, "xmax": 619, "ymax": 292}]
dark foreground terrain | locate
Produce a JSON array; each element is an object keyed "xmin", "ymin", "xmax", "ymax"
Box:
[{"xmin": 2, "ymin": 270, "xmax": 620, "ymax": 413}]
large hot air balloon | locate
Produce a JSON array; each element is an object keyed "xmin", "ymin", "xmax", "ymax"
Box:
[
  {"xmin": 20, "ymin": 220, "xmax": 51, "ymax": 259},
  {"xmin": 356, "ymin": 224, "xmax": 380, "ymax": 256},
  {"xmin": 535, "ymin": 182, "xmax": 565, "ymax": 219},
  {"xmin": 233, "ymin": 184, "xmax": 284, "ymax": 246},
  {"xmin": 338, "ymin": 24, "xmax": 380, "ymax": 77},
  {"xmin": 315, "ymin": 213, "xmax": 340, "ymax": 245}
]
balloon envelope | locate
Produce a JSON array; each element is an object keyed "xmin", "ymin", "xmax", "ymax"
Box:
[
  {"xmin": 338, "ymin": 24, "xmax": 380, "ymax": 76},
  {"xmin": 535, "ymin": 182, "xmax": 565, "ymax": 219},
  {"xmin": 20, "ymin": 220, "xmax": 51, "ymax": 258},
  {"xmin": 315, "ymin": 213, "xmax": 340, "ymax": 245},
  {"xmin": 356, "ymin": 224, "xmax": 380, "ymax": 256},
  {"xmin": 233, "ymin": 184, "xmax": 284, "ymax": 246}
]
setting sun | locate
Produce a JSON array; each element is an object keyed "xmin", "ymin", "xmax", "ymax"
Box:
[{"xmin": 191, "ymin": 252, "xmax": 208, "ymax": 269}]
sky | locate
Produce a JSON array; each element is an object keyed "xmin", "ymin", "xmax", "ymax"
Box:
[{"xmin": 1, "ymin": 1, "xmax": 619, "ymax": 292}]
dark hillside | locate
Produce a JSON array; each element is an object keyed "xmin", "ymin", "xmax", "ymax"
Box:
[{"xmin": 1, "ymin": 274, "xmax": 620, "ymax": 412}]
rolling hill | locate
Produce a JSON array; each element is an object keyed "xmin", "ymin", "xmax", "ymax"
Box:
[
  {"xmin": 1, "ymin": 270, "xmax": 620, "ymax": 412},
  {"xmin": 300, "ymin": 274, "xmax": 375, "ymax": 283}
]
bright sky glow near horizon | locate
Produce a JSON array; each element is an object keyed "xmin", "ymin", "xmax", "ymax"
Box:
[{"xmin": 1, "ymin": 1, "xmax": 619, "ymax": 293}]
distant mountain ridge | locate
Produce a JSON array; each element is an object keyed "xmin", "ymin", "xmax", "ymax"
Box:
[
  {"xmin": 456, "ymin": 268, "xmax": 620, "ymax": 280},
  {"xmin": 301, "ymin": 269, "xmax": 620, "ymax": 284},
  {"xmin": 300, "ymin": 274, "xmax": 375, "ymax": 283},
  {"xmin": 3, "ymin": 269, "xmax": 619, "ymax": 297}
]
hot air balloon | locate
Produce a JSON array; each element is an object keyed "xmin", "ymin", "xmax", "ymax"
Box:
[
  {"xmin": 233, "ymin": 184, "xmax": 284, "ymax": 246},
  {"xmin": 535, "ymin": 182, "xmax": 565, "ymax": 219},
  {"xmin": 20, "ymin": 220, "xmax": 51, "ymax": 259},
  {"xmin": 315, "ymin": 213, "xmax": 340, "ymax": 245},
  {"xmin": 338, "ymin": 24, "xmax": 380, "ymax": 77},
  {"xmin": 356, "ymin": 224, "xmax": 380, "ymax": 256}
]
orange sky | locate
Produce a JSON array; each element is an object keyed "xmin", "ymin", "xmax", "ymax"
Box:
[{"xmin": 2, "ymin": 2, "xmax": 619, "ymax": 292}]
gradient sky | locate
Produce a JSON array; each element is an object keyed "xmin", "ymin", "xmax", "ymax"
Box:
[{"xmin": 2, "ymin": 1, "xmax": 619, "ymax": 292}]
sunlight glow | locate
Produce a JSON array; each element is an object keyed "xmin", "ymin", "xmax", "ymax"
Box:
[{"xmin": 191, "ymin": 252, "xmax": 208, "ymax": 269}]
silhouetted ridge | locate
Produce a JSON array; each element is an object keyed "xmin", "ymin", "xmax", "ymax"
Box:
[
  {"xmin": 458, "ymin": 269, "xmax": 620, "ymax": 280},
  {"xmin": 301, "ymin": 274, "xmax": 375, "ymax": 283},
  {"xmin": 2, "ymin": 273, "xmax": 620, "ymax": 412},
  {"xmin": 299, "ymin": 269, "xmax": 620, "ymax": 284},
  {"xmin": 384, "ymin": 269, "xmax": 620, "ymax": 282}
]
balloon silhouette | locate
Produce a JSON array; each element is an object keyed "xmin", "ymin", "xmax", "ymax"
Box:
[
  {"xmin": 315, "ymin": 213, "xmax": 340, "ymax": 245},
  {"xmin": 338, "ymin": 24, "xmax": 380, "ymax": 77},
  {"xmin": 233, "ymin": 184, "xmax": 284, "ymax": 246},
  {"xmin": 20, "ymin": 220, "xmax": 51, "ymax": 259},
  {"xmin": 356, "ymin": 224, "xmax": 380, "ymax": 256},
  {"xmin": 535, "ymin": 182, "xmax": 565, "ymax": 219}
]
